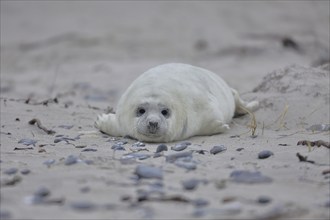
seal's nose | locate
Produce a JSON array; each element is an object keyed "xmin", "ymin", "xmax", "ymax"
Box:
[{"xmin": 149, "ymin": 121, "xmax": 158, "ymax": 128}]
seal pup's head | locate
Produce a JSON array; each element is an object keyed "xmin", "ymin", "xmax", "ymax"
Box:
[{"xmin": 117, "ymin": 91, "xmax": 187, "ymax": 142}]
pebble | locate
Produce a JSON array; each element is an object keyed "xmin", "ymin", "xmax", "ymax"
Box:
[
  {"xmin": 43, "ymin": 159, "xmax": 55, "ymax": 167},
  {"xmin": 210, "ymin": 145, "xmax": 227, "ymax": 155},
  {"xmin": 166, "ymin": 151, "xmax": 192, "ymax": 163},
  {"xmin": 65, "ymin": 155, "xmax": 79, "ymax": 165},
  {"xmin": 156, "ymin": 144, "xmax": 168, "ymax": 153},
  {"xmin": 258, "ymin": 150, "xmax": 274, "ymax": 159},
  {"xmin": 21, "ymin": 168, "xmax": 31, "ymax": 175},
  {"xmin": 236, "ymin": 148, "xmax": 244, "ymax": 151},
  {"xmin": 122, "ymin": 153, "xmax": 151, "ymax": 160},
  {"xmin": 18, "ymin": 138, "xmax": 37, "ymax": 146},
  {"xmin": 4, "ymin": 167, "xmax": 18, "ymax": 175},
  {"xmin": 182, "ymin": 178, "xmax": 200, "ymax": 190},
  {"xmin": 111, "ymin": 144, "xmax": 126, "ymax": 151},
  {"xmin": 230, "ymin": 170, "xmax": 273, "ymax": 184},
  {"xmin": 54, "ymin": 136, "xmax": 75, "ymax": 143},
  {"xmin": 135, "ymin": 164, "xmax": 163, "ymax": 179},
  {"xmin": 174, "ymin": 157, "xmax": 197, "ymax": 170},
  {"xmin": 132, "ymin": 142, "xmax": 145, "ymax": 147},
  {"xmin": 192, "ymin": 198, "xmax": 209, "ymax": 207},
  {"xmin": 81, "ymin": 148, "xmax": 97, "ymax": 152},
  {"xmin": 34, "ymin": 187, "xmax": 50, "ymax": 198},
  {"xmin": 80, "ymin": 186, "xmax": 91, "ymax": 193},
  {"xmin": 70, "ymin": 201, "xmax": 96, "ymax": 211},
  {"xmin": 171, "ymin": 142, "xmax": 190, "ymax": 151},
  {"xmin": 257, "ymin": 195, "xmax": 272, "ymax": 204}
]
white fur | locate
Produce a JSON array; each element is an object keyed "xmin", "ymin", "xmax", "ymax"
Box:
[{"xmin": 95, "ymin": 63, "xmax": 258, "ymax": 142}]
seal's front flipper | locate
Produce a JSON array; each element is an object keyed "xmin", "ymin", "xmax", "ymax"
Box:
[{"xmin": 232, "ymin": 89, "xmax": 259, "ymax": 117}]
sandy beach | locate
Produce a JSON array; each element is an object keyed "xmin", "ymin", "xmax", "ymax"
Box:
[{"xmin": 1, "ymin": 1, "xmax": 329, "ymax": 219}]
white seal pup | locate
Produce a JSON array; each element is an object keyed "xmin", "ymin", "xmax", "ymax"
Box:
[{"xmin": 95, "ymin": 63, "xmax": 258, "ymax": 142}]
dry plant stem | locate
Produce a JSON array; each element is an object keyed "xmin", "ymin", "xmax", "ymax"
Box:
[
  {"xmin": 238, "ymin": 105, "xmax": 257, "ymax": 136},
  {"xmin": 28, "ymin": 118, "xmax": 56, "ymax": 135}
]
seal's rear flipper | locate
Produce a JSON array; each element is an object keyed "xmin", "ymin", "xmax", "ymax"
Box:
[{"xmin": 232, "ymin": 89, "xmax": 259, "ymax": 117}]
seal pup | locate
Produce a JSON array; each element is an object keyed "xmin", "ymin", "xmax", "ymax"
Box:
[{"xmin": 95, "ymin": 63, "xmax": 258, "ymax": 142}]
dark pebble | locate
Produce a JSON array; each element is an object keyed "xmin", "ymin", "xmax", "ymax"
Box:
[
  {"xmin": 210, "ymin": 145, "xmax": 227, "ymax": 155},
  {"xmin": 81, "ymin": 148, "xmax": 97, "ymax": 152},
  {"xmin": 34, "ymin": 187, "xmax": 50, "ymax": 198},
  {"xmin": 65, "ymin": 155, "xmax": 79, "ymax": 165},
  {"xmin": 236, "ymin": 148, "xmax": 244, "ymax": 151},
  {"xmin": 257, "ymin": 196, "xmax": 272, "ymax": 204},
  {"xmin": 156, "ymin": 144, "xmax": 168, "ymax": 153},
  {"xmin": 230, "ymin": 170, "xmax": 273, "ymax": 184},
  {"xmin": 80, "ymin": 186, "xmax": 91, "ymax": 193},
  {"xmin": 4, "ymin": 167, "xmax": 18, "ymax": 175},
  {"xmin": 182, "ymin": 179, "xmax": 199, "ymax": 190},
  {"xmin": 21, "ymin": 168, "xmax": 31, "ymax": 175},
  {"xmin": 70, "ymin": 201, "xmax": 96, "ymax": 211},
  {"xmin": 18, "ymin": 138, "xmax": 37, "ymax": 146},
  {"xmin": 135, "ymin": 164, "xmax": 163, "ymax": 179},
  {"xmin": 258, "ymin": 150, "xmax": 274, "ymax": 159},
  {"xmin": 111, "ymin": 144, "xmax": 125, "ymax": 151}
]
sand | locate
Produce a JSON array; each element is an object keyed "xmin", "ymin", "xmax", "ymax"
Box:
[{"xmin": 1, "ymin": 1, "xmax": 329, "ymax": 219}]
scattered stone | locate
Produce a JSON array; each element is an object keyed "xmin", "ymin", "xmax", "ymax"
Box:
[
  {"xmin": 171, "ymin": 142, "xmax": 190, "ymax": 151},
  {"xmin": 132, "ymin": 142, "xmax": 145, "ymax": 147},
  {"xmin": 111, "ymin": 144, "xmax": 126, "ymax": 151},
  {"xmin": 18, "ymin": 138, "xmax": 37, "ymax": 146},
  {"xmin": 43, "ymin": 159, "xmax": 56, "ymax": 167},
  {"xmin": 122, "ymin": 153, "xmax": 151, "ymax": 161},
  {"xmin": 257, "ymin": 195, "xmax": 272, "ymax": 204},
  {"xmin": 64, "ymin": 155, "xmax": 79, "ymax": 165},
  {"xmin": 236, "ymin": 148, "xmax": 244, "ymax": 151},
  {"xmin": 80, "ymin": 186, "xmax": 91, "ymax": 193},
  {"xmin": 81, "ymin": 148, "xmax": 97, "ymax": 152},
  {"xmin": 70, "ymin": 201, "xmax": 96, "ymax": 211},
  {"xmin": 135, "ymin": 164, "xmax": 163, "ymax": 179},
  {"xmin": 174, "ymin": 157, "xmax": 197, "ymax": 170},
  {"xmin": 210, "ymin": 145, "xmax": 227, "ymax": 155},
  {"xmin": 1, "ymin": 175, "xmax": 22, "ymax": 186},
  {"xmin": 166, "ymin": 151, "xmax": 192, "ymax": 163},
  {"xmin": 192, "ymin": 198, "xmax": 209, "ymax": 207},
  {"xmin": 156, "ymin": 144, "xmax": 168, "ymax": 153},
  {"xmin": 3, "ymin": 168, "xmax": 18, "ymax": 175},
  {"xmin": 34, "ymin": 187, "xmax": 50, "ymax": 198},
  {"xmin": 21, "ymin": 168, "xmax": 31, "ymax": 175},
  {"xmin": 258, "ymin": 150, "xmax": 274, "ymax": 159},
  {"xmin": 182, "ymin": 178, "xmax": 200, "ymax": 190},
  {"xmin": 230, "ymin": 170, "xmax": 273, "ymax": 184}
]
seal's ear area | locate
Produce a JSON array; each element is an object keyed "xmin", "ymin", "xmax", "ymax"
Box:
[
  {"xmin": 95, "ymin": 113, "xmax": 122, "ymax": 136},
  {"xmin": 231, "ymin": 89, "xmax": 259, "ymax": 117}
]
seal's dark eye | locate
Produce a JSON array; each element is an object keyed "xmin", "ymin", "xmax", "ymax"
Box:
[
  {"xmin": 136, "ymin": 108, "xmax": 146, "ymax": 117},
  {"xmin": 161, "ymin": 109, "xmax": 170, "ymax": 118}
]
